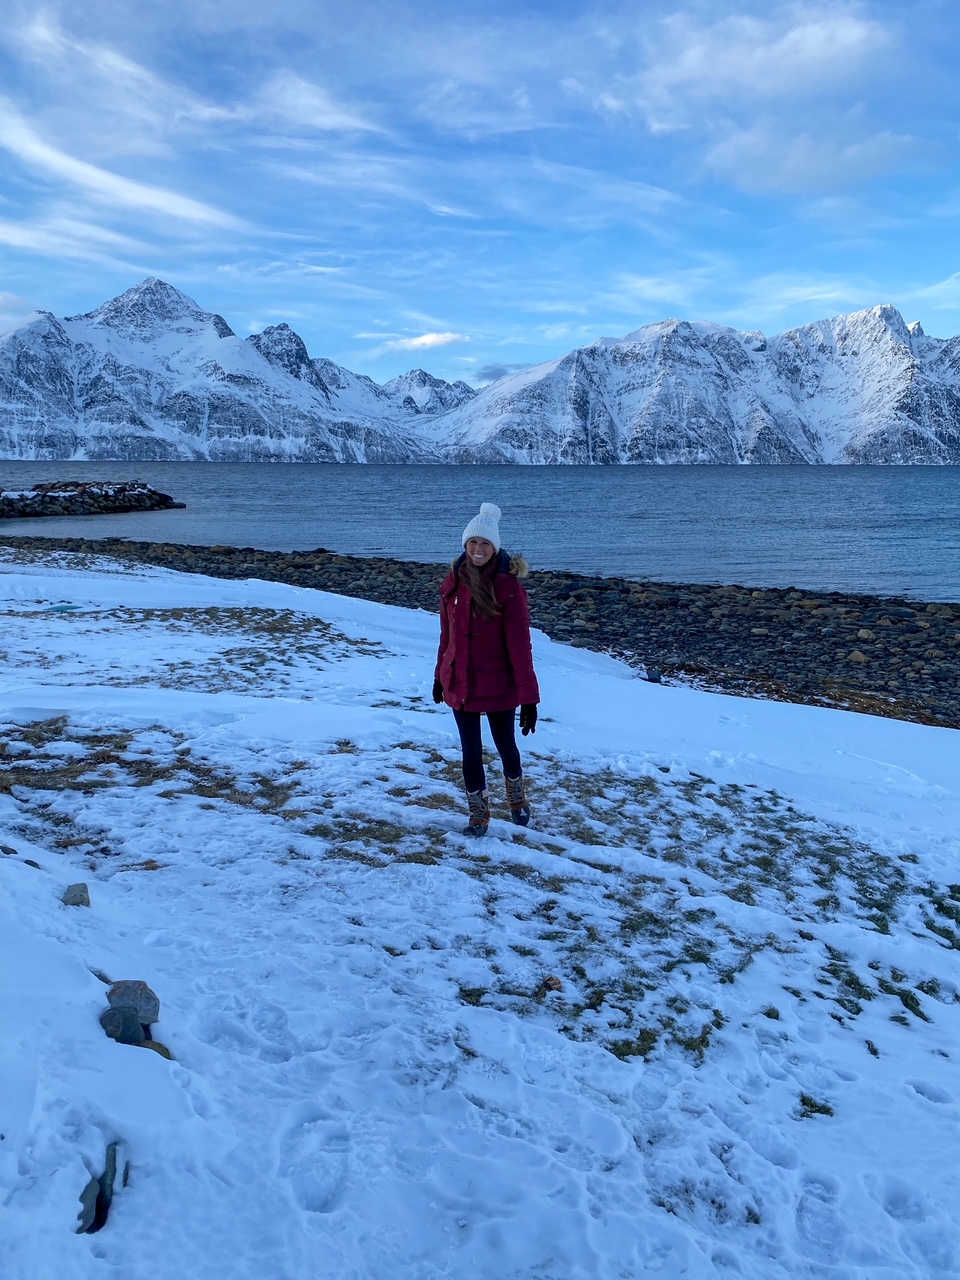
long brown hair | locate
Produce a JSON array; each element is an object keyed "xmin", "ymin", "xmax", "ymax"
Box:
[{"xmin": 458, "ymin": 555, "xmax": 501, "ymax": 620}]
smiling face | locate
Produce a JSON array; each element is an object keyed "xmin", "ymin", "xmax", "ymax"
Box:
[{"xmin": 465, "ymin": 537, "xmax": 495, "ymax": 567}]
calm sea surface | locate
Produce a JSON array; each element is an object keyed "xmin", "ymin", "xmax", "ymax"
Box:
[{"xmin": 2, "ymin": 462, "xmax": 959, "ymax": 602}]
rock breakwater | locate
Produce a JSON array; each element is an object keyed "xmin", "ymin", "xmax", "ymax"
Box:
[
  {"xmin": 1, "ymin": 534, "xmax": 957, "ymax": 729},
  {"xmin": 0, "ymin": 480, "xmax": 184, "ymax": 520}
]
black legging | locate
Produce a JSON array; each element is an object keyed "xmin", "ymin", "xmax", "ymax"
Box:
[{"xmin": 452, "ymin": 708, "xmax": 522, "ymax": 793}]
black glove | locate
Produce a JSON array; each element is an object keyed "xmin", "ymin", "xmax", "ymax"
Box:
[
  {"xmin": 432, "ymin": 678, "xmax": 444, "ymax": 704},
  {"xmin": 519, "ymin": 703, "xmax": 538, "ymax": 735}
]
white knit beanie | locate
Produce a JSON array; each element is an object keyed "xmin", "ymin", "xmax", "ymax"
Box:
[{"xmin": 462, "ymin": 502, "xmax": 502, "ymax": 553}]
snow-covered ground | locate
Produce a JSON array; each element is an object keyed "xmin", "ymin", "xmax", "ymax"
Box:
[{"xmin": 1, "ymin": 549, "xmax": 959, "ymax": 1280}]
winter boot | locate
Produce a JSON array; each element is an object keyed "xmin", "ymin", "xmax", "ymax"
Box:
[
  {"xmin": 505, "ymin": 774, "xmax": 531, "ymax": 827},
  {"xmin": 463, "ymin": 788, "xmax": 490, "ymax": 838}
]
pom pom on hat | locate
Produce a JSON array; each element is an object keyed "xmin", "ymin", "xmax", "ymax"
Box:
[{"xmin": 462, "ymin": 502, "xmax": 502, "ymax": 552}]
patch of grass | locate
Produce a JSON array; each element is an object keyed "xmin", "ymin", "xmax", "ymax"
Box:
[
  {"xmin": 1, "ymin": 605, "xmax": 387, "ymax": 695},
  {"xmin": 608, "ymin": 1028, "xmax": 660, "ymax": 1059},
  {"xmin": 798, "ymin": 1093, "xmax": 834, "ymax": 1119},
  {"xmin": 924, "ymin": 918, "xmax": 960, "ymax": 949},
  {"xmin": 877, "ymin": 978, "xmax": 931, "ymax": 1021},
  {"xmin": 458, "ymin": 986, "xmax": 489, "ymax": 1007},
  {"xmin": 412, "ymin": 791, "xmax": 457, "ymax": 811}
]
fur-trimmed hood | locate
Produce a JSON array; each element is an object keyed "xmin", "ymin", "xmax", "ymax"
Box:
[{"xmin": 449, "ymin": 549, "xmax": 529, "ymax": 579}]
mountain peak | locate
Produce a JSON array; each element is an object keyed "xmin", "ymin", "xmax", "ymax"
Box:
[
  {"xmin": 247, "ymin": 323, "xmax": 330, "ymax": 396},
  {"xmin": 382, "ymin": 367, "xmax": 477, "ymax": 414},
  {"xmin": 852, "ymin": 303, "xmax": 911, "ymax": 343},
  {"xmin": 69, "ymin": 278, "xmax": 235, "ymax": 339}
]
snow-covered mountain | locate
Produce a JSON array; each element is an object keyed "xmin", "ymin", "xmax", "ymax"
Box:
[
  {"xmin": 382, "ymin": 368, "xmax": 477, "ymax": 415},
  {"xmin": 0, "ymin": 280, "xmax": 469, "ymax": 463},
  {"xmin": 441, "ymin": 307, "xmax": 960, "ymax": 463},
  {"xmin": 2, "ymin": 280, "xmax": 959, "ymax": 462}
]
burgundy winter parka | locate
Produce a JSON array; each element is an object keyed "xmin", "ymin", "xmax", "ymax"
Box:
[{"xmin": 435, "ymin": 550, "xmax": 540, "ymax": 713}]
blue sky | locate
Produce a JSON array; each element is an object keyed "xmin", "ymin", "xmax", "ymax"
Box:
[{"xmin": 1, "ymin": 0, "xmax": 959, "ymax": 384}]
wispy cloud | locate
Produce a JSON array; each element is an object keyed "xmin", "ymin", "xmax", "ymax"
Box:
[
  {"xmin": 718, "ymin": 271, "xmax": 875, "ymax": 327},
  {"xmin": 705, "ymin": 119, "xmax": 919, "ymax": 195},
  {"xmin": 634, "ymin": 9, "xmax": 891, "ymax": 123},
  {"xmin": 386, "ymin": 331, "xmax": 470, "ymax": 351},
  {"xmin": 16, "ymin": 13, "xmax": 232, "ymax": 135},
  {"xmin": 252, "ymin": 71, "xmax": 386, "ymax": 135},
  {"xmin": 273, "ymin": 151, "xmax": 425, "ymax": 203},
  {"xmin": 0, "ymin": 287, "xmax": 37, "ymax": 332},
  {"xmin": 358, "ymin": 330, "xmax": 471, "ymax": 358},
  {"xmin": 16, "ymin": 15, "xmax": 376, "ymax": 139},
  {"xmin": 0, "ymin": 212, "xmax": 149, "ymax": 265},
  {"xmin": 602, "ymin": 267, "xmax": 719, "ymax": 315},
  {"xmin": 0, "ymin": 2, "xmax": 957, "ymax": 372},
  {"xmin": 905, "ymin": 271, "xmax": 960, "ymax": 310},
  {"xmin": 591, "ymin": 5, "xmax": 913, "ymax": 195},
  {"xmin": 0, "ymin": 99, "xmax": 243, "ymax": 227}
]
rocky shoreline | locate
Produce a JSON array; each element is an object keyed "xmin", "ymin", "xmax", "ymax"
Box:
[
  {"xmin": 1, "ymin": 533, "xmax": 957, "ymax": 730},
  {"xmin": 0, "ymin": 480, "xmax": 184, "ymax": 520}
]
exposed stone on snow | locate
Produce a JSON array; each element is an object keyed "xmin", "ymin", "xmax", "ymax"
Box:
[
  {"xmin": 75, "ymin": 1141, "xmax": 121, "ymax": 1234},
  {"xmin": 107, "ymin": 979, "xmax": 160, "ymax": 1026},
  {"xmin": 61, "ymin": 882, "xmax": 90, "ymax": 907},
  {"xmin": 76, "ymin": 1172, "xmax": 100, "ymax": 1233},
  {"xmin": 99, "ymin": 1005, "xmax": 147, "ymax": 1045}
]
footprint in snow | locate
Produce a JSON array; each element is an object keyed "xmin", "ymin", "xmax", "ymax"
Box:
[
  {"xmin": 868, "ymin": 1174, "xmax": 930, "ymax": 1223},
  {"xmin": 908, "ymin": 1079, "xmax": 954, "ymax": 1105},
  {"xmin": 278, "ymin": 1104, "xmax": 350, "ymax": 1214},
  {"xmin": 795, "ymin": 1174, "xmax": 843, "ymax": 1263},
  {"xmin": 866, "ymin": 1175, "xmax": 960, "ymax": 1272}
]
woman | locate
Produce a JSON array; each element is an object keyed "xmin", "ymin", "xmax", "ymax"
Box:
[{"xmin": 433, "ymin": 502, "xmax": 540, "ymax": 837}]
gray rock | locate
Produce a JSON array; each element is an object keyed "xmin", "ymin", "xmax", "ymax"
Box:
[
  {"xmin": 0, "ymin": 844, "xmax": 18, "ymax": 855},
  {"xmin": 62, "ymin": 882, "xmax": 91, "ymax": 907},
  {"xmin": 76, "ymin": 1173, "xmax": 100, "ymax": 1233},
  {"xmin": 75, "ymin": 1141, "xmax": 120, "ymax": 1234},
  {"xmin": 99, "ymin": 1006, "xmax": 146, "ymax": 1045},
  {"xmin": 107, "ymin": 980, "xmax": 160, "ymax": 1025},
  {"xmin": 23, "ymin": 859, "xmax": 41, "ymax": 869},
  {"xmin": 99, "ymin": 1142, "xmax": 118, "ymax": 1207}
]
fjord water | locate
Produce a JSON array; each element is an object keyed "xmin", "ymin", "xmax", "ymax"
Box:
[{"xmin": 2, "ymin": 462, "xmax": 958, "ymax": 601}]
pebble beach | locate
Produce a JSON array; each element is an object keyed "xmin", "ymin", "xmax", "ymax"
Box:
[{"xmin": 2, "ymin": 533, "xmax": 957, "ymax": 730}]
